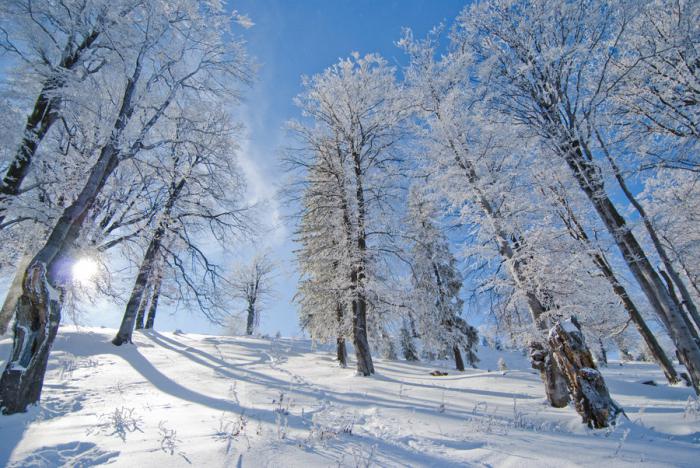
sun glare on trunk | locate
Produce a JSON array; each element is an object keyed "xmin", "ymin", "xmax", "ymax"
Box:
[{"xmin": 72, "ymin": 257, "xmax": 98, "ymax": 284}]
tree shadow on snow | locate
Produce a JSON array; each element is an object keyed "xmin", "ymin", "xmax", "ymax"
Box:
[{"xmin": 7, "ymin": 441, "xmax": 119, "ymax": 468}]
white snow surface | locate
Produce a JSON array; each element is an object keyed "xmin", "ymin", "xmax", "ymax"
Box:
[{"xmin": 0, "ymin": 327, "xmax": 698, "ymax": 467}]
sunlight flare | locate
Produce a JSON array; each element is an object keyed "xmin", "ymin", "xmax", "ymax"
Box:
[{"xmin": 72, "ymin": 257, "xmax": 98, "ymax": 284}]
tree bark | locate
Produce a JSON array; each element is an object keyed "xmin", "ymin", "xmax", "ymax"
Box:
[
  {"xmin": 444, "ymin": 128, "xmax": 570, "ymax": 406},
  {"xmin": 113, "ymin": 174, "xmax": 185, "ymax": 345},
  {"xmin": 113, "ymin": 234, "xmax": 163, "ymax": 345},
  {"xmin": 0, "ymin": 255, "xmax": 32, "ymax": 334},
  {"xmin": 453, "ymin": 346, "xmax": 465, "ymax": 371},
  {"xmin": 350, "ymin": 151, "xmax": 374, "ymax": 376},
  {"xmin": 134, "ymin": 281, "xmax": 152, "ymax": 330},
  {"xmin": 144, "ymin": 275, "xmax": 161, "ymax": 329},
  {"xmin": 352, "ymin": 292, "xmax": 374, "ymax": 376},
  {"xmin": 0, "ymin": 264, "xmax": 62, "ymax": 414},
  {"xmin": 529, "ymin": 341, "xmax": 571, "ymax": 408},
  {"xmin": 336, "ymin": 302, "xmax": 347, "ymax": 367},
  {"xmin": 245, "ymin": 302, "xmax": 256, "ymax": 335},
  {"xmin": 337, "ymin": 337, "xmax": 348, "ymax": 368},
  {"xmin": 0, "ymin": 47, "xmax": 167, "ymax": 413},
  {"xmin": 548, "ymin": 318, "xmax": 623, "ymax": 429},
  {"xmin": 600, "ymin": 140, "xmax": 700, "ymax": 335}
]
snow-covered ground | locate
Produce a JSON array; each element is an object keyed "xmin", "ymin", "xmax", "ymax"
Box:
[{"xmin": 0, "ymin": 327, "xmax": 698, "ymax": 467}]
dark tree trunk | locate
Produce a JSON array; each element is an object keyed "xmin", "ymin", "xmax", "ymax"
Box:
[
  {"xmin": 246, "ymin": 302, "xmax": 256, "ymax": 335},
  {"xmin": 550, "ymin": 182, "xmax": 680, "ymax": 383},
  {"xmin": 548, "ymin": 318, "xmax": 623, "ymax": 429},
  {"xmin": 596, "ymin": 338, "xmax": 608, "ymax": 367},
  {"xmin": 602, "ymin": 146, "xmax": 700, "ymax": 336},
  {"xmin": 350, "ymin": 151, "xmax": 374, "ymax": 376},
  {"xmin": 337, "ymin": 337, "xmax": 348, "ymax": 368},
  {"xmin": 0, "ymin": 49, "xmax": 161, "ymax": 413},
  {"xmin": 113, "ymin": 235, "xmax": 162, "ymax": 345},
  {"xmin": 113, "ymin": 175, "xmax": 185, "ymax": 345},
  {"xmin": 352, "ymin": 294, "xmax": 374, "ymax": 376},
  {"xmin": 145, "ymin": 276, "xmax": 161, "ymax": 329},
  {"xmin": 660, "ymin": 269, "xmax": 700, "ymax": 341},
  {"xmin": 336, "ymin": 302, "xmax": 347, "ymax": 367},
  {"xmin": 453, "ymin": 346, "xmax": 465, "ymax": 371},
  {"xmin": 0, "ymin": 30, "xmax": 100, "ymax": 226},
  {"xmin": 529, "ymin": 341, "xmax": 571, "ymax": 408},
  {"xmin": 0, "ymin": 264, "xmax": 61, "ymax": 414}
]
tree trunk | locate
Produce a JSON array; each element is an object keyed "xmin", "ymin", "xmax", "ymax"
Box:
[
  {"xmin": 453, "ymin": 346, "xmax": 465, "ymax": 371},
  {"xmin": 0, "ymin": 255, "xmax": 32, "ymax": 334},
  {"xmin": 0, "ymin": 30, "xmax": 100, "ymax": 227},
  {"xmin": 144, "ymin": 275, "xmax": 161, "ymax": 329},
  {"xmin": 0, "ymin": 50, "xmax": 162, "ymax": 413},
  {"xmin": 529, "ymin": 341, "xmax": 571, "ymax": 408},
  {"xmin": 596, "ymin": 338, "xmax": 608, "ymax": 367},
  {"xmin": 350, "ymin": 151, "xmax": 374, "ymax": 376},
  {"xmin": 134, "ymin": 281, "xmax": 152, "ymax": 330},
  {"xmin": 0, "ymin": 264, "xmax": 62, "ymax": 414},
  {"xmin": 113, "ymin": 172, "xmax": 186, "ymax": 345},
  {"xmin": 337, "ymin": 337, "xmax": 348, "ymax": 368},
  {"xmin": 601, "ymin": 143, "xmax": 700, "ymax": 335},
  {"xmin": 548, "ymin": 318, "xmax": 623, "ymax": 429},
  {"xmin": 440, "ymin": 128, "xmax": 571, "ymax": 406},
  {"xmin": 336, "ymin": 301, "xmax": 347, "ymax": 367},
  {"xmin": 352, "ymin": 294, "xmax": 374, "ymax": 376},
  {"xmin": 113, "ymin": 234, "xmax": 163, "ymax": 345},
  {"xmin": 245, "ymin": 302, "xmax": 255, "ymax": 335},
  {"xmin": 660, "ymin": 269, "xmax": 700, "ymax": 342}
]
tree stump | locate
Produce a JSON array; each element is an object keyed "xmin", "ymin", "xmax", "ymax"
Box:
[{"xmin": 548, "ymin": 317, "xmax": 623, "ymax": 428}]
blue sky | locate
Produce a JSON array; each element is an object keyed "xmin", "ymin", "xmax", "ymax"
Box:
[
  {"xmin": 78, "ymin": 0, "xmax": 466, "ymax": 336},
  {"xmin": 222, "ymin": 0, "xmax": 467, "ymax": 337}
]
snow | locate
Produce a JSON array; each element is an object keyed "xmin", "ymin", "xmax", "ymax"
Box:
[{"xmin": 1, "ymin": 327, "xmax": 698, "ymax": 467}]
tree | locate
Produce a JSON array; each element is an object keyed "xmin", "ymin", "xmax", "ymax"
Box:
[
  {"xmin": 112, "ymin": 107, "xmax": 250, "ymax": 345},
  {"xmin": 288, "ymin": 53, "xmax": 410, "ymax": 376},
  {"xmin": 0, "ymin": 0, "xmax": 125, "ymax": 226},
  {"xmin": 231, "ymin": 253, "xmax": 275, "ymax": 336},
  {"xmin": 405, "ymin": 187, "xmax": 478, "ymax": 370},
  {"xmin": 456, "ymin": 0, "xmax": 700, "ymax": 393},
  {"xmin": 0, "ymin": 0, "xmax": 252, "ymax": 414},
  {"xmin": 401, "ymin": 30, "xmax": 570, "ymax": 406}
]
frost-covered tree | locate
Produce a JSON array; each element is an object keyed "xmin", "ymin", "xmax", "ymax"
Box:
[
  {"xmin": 401, "ymin": 30, "xmax": 571, "ymax": 406},
  {"xmin": 0, "ymin": 0, "xmax": 129, "ymax": 226},
  {"xmin": 0, "ymin": 0, "xmax": 252, "ymax": 414},
  {"xmin": 288, "ymin": 53, "xmax": 409, "ymax": 375},
  {"xmin": 231, "ymin": 253, "xmax": 275, "ymax": 336},
  {"xmin": 455, "ymin": 0, "xmax": 700, "ymax": 393},
  {"xmin": 405, "ymin": 187, "xmax": 478, "ymax": 371},
  {"xmin": 113, "ymin": 108, "xmax": 249, "ymax": 345}
]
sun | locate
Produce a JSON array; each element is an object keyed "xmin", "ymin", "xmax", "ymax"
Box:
[{"xmin": 72, "ymin": 257, "xmax": 99, "ymax": 284}]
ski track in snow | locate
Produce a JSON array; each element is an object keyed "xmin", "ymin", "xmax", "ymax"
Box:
[{"xmin": 0, "ymin": 326, "xmax": 698, "ymax": 467}]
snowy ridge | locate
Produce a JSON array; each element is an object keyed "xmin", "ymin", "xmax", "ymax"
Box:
[{"xmin": 0, "ymin": 327, "xmax": 698, "ymax": 467}]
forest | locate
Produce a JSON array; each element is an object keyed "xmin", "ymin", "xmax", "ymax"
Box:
[{"xmin": 0, "ymin": 0, "xmax": 698, "ymax": 465}]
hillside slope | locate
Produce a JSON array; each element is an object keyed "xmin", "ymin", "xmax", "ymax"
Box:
[{"xmin": 0, "ymin": 327, "xmax": 698, "ymax": 467}]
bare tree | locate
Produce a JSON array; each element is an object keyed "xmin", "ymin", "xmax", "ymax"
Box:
[{"xmin": 231, "ymin": 253, "xmax": 275, "ymax": 336}]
